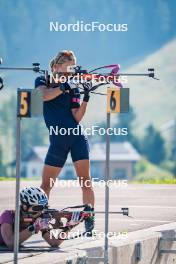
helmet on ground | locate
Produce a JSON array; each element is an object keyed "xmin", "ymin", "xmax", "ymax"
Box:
[{"xmin": 20, "ymin": 187, "xmax": 48, "ymax": 207}]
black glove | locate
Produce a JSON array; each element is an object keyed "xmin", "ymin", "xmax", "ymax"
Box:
[
  {"xmin": 35, "ymin": 76, "xmax": 46, "ymax": 88},
  {"xmin": 82, "ymin": 82, "xmax": 92, "ymax": 102},
  {"xmin": 59, "ymin": 82, "xmax": 71, "ymax": 93},
  {"xmin": 47, "ymin": 74, "xmax": 70, "ymax": 93}
]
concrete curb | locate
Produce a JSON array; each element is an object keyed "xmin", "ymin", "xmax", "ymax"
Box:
[
  {"xmin": 76, "ymin": 222, "xmax": 176, "ymax": 264},
  {"xmin": 4, "ymin": 248, "xmax": 87, "ymax": 264},
  {"xmin": 2, "ymin": 222, "xmax": 176, "ymax": 264}
]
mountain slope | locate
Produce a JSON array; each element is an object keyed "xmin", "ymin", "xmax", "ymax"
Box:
[
  {"xmin": 83, "ymin": 39, "xmax": 176, "ymax": 133},
  {"xmin": 0, "ymin": 40, "xmax": 175, "ymax": 134},
  {"xmin": 127, "ymin": 38, "xmax": 176, "ymax": 131}
]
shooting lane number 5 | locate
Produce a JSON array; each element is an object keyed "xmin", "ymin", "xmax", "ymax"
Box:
[
  {"xmin": 17, "ymin": 89, "xmax": 43, "ymax": 118},
  {"xmin": 17, "ymin": 89, "xmax": 31, "ymax": 117}
]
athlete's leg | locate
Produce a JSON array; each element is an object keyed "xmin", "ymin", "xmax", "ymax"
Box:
[
  {"xmin": 40, "ymin": 165, "xmax": 62, "ymax": 198},
  {"xmin": 73, "ymin": 159, "xmax": 95, "ymax": 207},
  {"xmin": 71, "ymin": 136, "xmax": 95, "ymax": 235},
  {"xmin": 40, "ymin": 141, "xmax": 70, "ymax": 197},
  {"xmin": 71, "ymin": 135, "xmax": 94, "ymax": 207}
]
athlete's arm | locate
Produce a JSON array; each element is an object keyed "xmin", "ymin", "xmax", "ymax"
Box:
[
  {"xmin": 71, "ymin": 101, "xmax": 88, "ymax": 123},
  {"xmin": 42, "ymin": 231, "xmax": 63, "ymax": 247},
  {"xmin": 70, "ymin": 86, "xmax": 89, "ymax": 122},
  {"xmin": 35, "ymin": 76, "xmax": 63, "ymax": 101},
  {"xmin": 0, "ymin": 223, "xmax": 33, "ymax": 249},
  {"xmin": 35, "ymin": 76, "xmax": 64, "ymax": 102},
  {"xmin": 37, "ymin": 86, "xmax": 63, "ymax": 102}
]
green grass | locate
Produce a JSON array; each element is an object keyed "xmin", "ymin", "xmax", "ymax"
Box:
[
  {"xmin": 132, "ymin": 178, "xmax": 176, "ymax": 184},
  {"xmin": 0, "ymin": 177, "xmax": 40, "ymax": 181},
  {"xmin": 1, "ymin": 159, "xmax": 175, "ymax": 184},
  {"xmin": 0, "ymin": 177, "xmax": 16, "ymax": 181},
  {"xmin": 133, "ymin": 158, "xmax": 176, "ymax": 184}
]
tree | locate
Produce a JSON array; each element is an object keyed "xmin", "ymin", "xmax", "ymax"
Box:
[
  {"xmin": 0, "ymin": 144, "xmax": 6, "ymax": 177},
  {"xmin": 142, "ymin": 124, "xmax": 166, "ymax": 165},
  {"xmin": 21, "ymin": 118, "xmax": 47, "ymax": 159},
  {"xmin": 112, "ymin": 106, "xmax": 140, "ymax": 150},
  {"xmin": 0, "ymin": 95, "xmax": 47, "ymax": 167},
  {"xmin": 98, "ymin": 106, "xmax": 140, "ymax": 150}
]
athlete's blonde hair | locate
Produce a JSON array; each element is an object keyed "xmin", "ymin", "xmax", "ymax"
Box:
[{"xmin": 50, "ymin": 50, "xmax": 76, "ymax": 70}]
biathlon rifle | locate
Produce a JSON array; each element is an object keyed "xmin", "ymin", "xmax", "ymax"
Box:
[
  {"xmin": 0, "ymin": 58, "xmax": 159, "ymax": 94},
  {"xmin": 22, "ymin": 204, "xmax": 129, "ymax": 240}
]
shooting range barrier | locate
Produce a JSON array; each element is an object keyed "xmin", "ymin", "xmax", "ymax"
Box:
[{"xmin": 2, "ymin": 221, "xmax": 176, "ymax": 263}]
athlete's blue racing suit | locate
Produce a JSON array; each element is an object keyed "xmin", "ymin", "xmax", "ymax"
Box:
[{"xmin": 35, "ymin": 77, "xmax": 90, "ymax": 168}]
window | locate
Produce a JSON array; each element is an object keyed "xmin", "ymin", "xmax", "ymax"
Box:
[
  {"xmin": 32, "ymin": 168, "xmax": 37, "ymax": 177},
  {"xmin": 113, "ymin": 169, "xmax": 127, "ymax": 180}
]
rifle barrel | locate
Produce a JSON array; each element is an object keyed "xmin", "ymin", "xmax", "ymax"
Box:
[
  {"xmin": 118, "ymin": 73, "xmax": 150, "ymax": 76},
  {"xmin": 0, "ymin": 67, "xmax": 36, "ymax": 71},
  {"xmin": 83, "ymin": 211, "xmax": 127, "ymax": 214}
]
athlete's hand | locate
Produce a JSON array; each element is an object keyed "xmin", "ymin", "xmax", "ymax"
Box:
[
  {"xmin": 82, "ymin": 81, "xmax": 92, "ymax": 102},
  {"xmin": 35, "ymin": 76, "xmax": 47, "ymax": 88},
  {"xmin": 67, "ymin": 79, "xmax": 79, "ymax": 90},
  {"xmin": 34, "ymin": 217, "xmax": 50, "ymax": 232},
  {"xmin": 59, "ymin": 82, "xmax": 71, "ymax": 93}
]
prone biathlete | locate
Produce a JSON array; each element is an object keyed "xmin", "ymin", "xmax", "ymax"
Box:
[
  {"xmin": 0, "ymin": 187, "xmax": 63, "ymax": 248},
  {"xmin": 35, "ymin": 50, "xmax": 95, "ymax": 234}
]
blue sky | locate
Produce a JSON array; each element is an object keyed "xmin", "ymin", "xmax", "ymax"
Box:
[{"xmin": 0, "ymin": 0, "xmax": 176, "ymax": 71}]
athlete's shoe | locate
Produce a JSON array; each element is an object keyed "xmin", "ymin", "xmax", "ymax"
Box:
[{"xmin": 84, "ymin": 204, "xmax": 95, "ymax": 237}]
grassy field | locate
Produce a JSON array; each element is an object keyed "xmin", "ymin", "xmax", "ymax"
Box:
[
  {"xmin": 0, "ymin": 159, "xmax": 175, "ymax": 184},
  {"xmin": 133, "ymin": 158, "xmax": 176, "ymax": 184},
  {"xmin": 0, "ymin": 177, "xmax": 40, "ymax": 181}
]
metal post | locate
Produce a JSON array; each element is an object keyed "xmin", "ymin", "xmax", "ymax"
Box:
[
  {"xmin": 14, "ymin": 94, "xmax": 21, "ymax": 264},
  {"xmin": 104, "ymin": 112, "xmax": 111, "ymax": 264},
  {"xmin": 172, "ymin": 118, "xmax": 176, "ymax": 177}
]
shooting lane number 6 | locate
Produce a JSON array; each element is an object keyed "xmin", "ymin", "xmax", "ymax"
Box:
[{"xmin": 107, "ymin": 87, "xmax": 129, "ymax": 113}]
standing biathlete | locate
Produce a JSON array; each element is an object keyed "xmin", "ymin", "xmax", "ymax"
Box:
[{"xmin": 35, "ymin": 50, "xmax": 95, "ymax": 234}]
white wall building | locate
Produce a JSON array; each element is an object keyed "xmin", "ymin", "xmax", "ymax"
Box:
[{"xmin": 22, "ymin": 142, "xmax": 140, "ymax": 180}]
